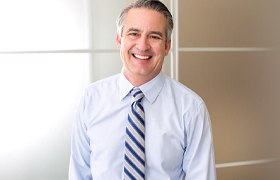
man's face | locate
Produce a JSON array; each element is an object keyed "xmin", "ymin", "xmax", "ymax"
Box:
[{"xmin": 116, "ymin": 8, "xmax": 171, "ymax": 86}]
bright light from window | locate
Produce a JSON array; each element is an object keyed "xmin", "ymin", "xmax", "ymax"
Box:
[
  {"xmin": 0, "ymin": 0, "xmax": 89, "ymax": 51},
  {"xmin": 0, "ymin": 54, "xmax": 89, "ymax": 178},
  {"xmin": 0, "ymin": 0, "xmax": 89, "ymax": 179}
]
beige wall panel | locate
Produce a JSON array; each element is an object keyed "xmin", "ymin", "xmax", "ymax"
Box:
[
  {"xmin": 179, "ymin": 0, "xmax": 280, "ymax": 47},
  {"xmin": 179, "ymin": 52, "xmax": 280, "ymax": 163},
  {"xmin": 217, "ymin": 161, "xmax": 280, "ymax": 180}
]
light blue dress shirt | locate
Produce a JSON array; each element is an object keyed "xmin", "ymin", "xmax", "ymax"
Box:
[{"xmin": 69, "ymin": 72, "xmax": 216, "ymax": 180}]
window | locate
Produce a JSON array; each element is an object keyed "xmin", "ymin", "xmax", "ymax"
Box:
[{"xmin": 0, "ymin": 0, "xmax": 90, "ymax": 179}]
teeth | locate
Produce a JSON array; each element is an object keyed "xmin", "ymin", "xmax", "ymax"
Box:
[{"xmin": 134, "ymin": 54, "xmax": 150, "ymax": 60}]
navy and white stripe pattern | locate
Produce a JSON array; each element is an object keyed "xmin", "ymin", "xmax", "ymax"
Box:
[{"xmin": 124, "ymin": 87, "xmax": 145, "ymax": 180}]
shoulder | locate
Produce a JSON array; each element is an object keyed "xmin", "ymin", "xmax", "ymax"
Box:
[
  {"xmin": 163, "ymin": 76, "xmax": 211, "ymax": 128},
  {"xmin": 86, "ymin": 74, "xmax": 120, "ymax": 90},
  {"xmin": 163, "ymin": 75, "xmax": 204, "ymax": 106},
  {"xmin": 83, "ymin": 74, "xmax": 120, "ymax": 98}
]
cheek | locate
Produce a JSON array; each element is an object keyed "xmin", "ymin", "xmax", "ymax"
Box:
[
  {"xmin": 155, "ymin": 43, "xmax": 169, "ymax": 54},
  {"xmin": 121, "ymin": 38, "xmax": 134, "ymax": 50}
]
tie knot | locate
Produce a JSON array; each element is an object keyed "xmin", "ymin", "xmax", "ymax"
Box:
[{"xmin": 131, "ymin": 87, "xmax": 144, "ymax": 102}]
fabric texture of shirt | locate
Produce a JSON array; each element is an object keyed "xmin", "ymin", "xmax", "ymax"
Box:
[{"xmin": 69, "ymin": 72, "xmax": 216, "ymax": 180}]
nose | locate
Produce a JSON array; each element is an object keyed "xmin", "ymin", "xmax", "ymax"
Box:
[{"xmin": 136, "ymin": 36, "xmax": 151, "ymax": 52}]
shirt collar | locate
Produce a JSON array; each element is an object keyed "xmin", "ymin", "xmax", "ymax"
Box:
[
  {"xmin": 118, "ymin": 71, "xmax": 165, "ymax": 104},
  {"xmin": 119, "ymin": 73, "xmax": 134, "ymax": 101}
]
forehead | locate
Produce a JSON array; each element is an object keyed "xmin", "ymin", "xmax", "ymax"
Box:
[{"xmin": 123, "ymin": 8, "xmax": 166, "ymax": 32}]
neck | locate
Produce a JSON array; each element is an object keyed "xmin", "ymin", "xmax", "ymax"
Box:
[
  {"xmin": 123, "ymin": 72, "xmax": 160, "ymax": 87},
  {"xmin": 124, "ymin": 75, "xmax": 150, "ymax": 87}
]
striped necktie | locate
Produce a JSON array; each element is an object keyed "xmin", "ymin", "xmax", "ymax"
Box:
[{"xmin": 124, "ymin": 87, "xmax": 145, "ymax": 180}]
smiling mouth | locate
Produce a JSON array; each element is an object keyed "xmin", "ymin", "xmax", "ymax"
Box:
[{"xmin": 132, "ymin": 53, "xmax": 152, "ymax": 60}]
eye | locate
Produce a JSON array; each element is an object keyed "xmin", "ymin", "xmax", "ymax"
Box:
[
  {"xmin": 149, "ymin": 34, "xmax": 162, "ymax": 40},
  {"xmin": 128, "ymin": 32, "xmax": 138, "ymax": 37},
  {"xmin": 151, "ymin": 35, "xmax": 161, "ymax": 39}
]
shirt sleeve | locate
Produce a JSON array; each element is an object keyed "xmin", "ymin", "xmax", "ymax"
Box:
[
  {"xmin": 183, "ymin": 102, "xmax": 217, "ymax": 180},
  {"xmin": 69, "ymin": 90, "xmax": 93, "ymax": 180}
]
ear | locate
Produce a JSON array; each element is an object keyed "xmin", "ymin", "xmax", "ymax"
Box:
[
  {"xmin": 115, "ymin": 33, "xmax": 122, "ymax": 48},
  {"xmin": 164, "ymin": 40, "xmax": 171, "ymax": 56}
]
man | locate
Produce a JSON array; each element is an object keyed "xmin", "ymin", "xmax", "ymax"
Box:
[{"xmin": 69, "ymin": 0, "xmax": 216, "ymax": 179}]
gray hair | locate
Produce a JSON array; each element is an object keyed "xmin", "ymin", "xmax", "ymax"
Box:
[{"xmin": 116, "ymin": 0, "xmax": 173, "ymax": 41}]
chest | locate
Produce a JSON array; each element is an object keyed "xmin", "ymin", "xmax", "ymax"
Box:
[{"xmin": 86, "ymin": 99, "xmax": 186, "ymax": 174}]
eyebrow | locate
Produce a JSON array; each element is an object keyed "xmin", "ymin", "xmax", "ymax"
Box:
[
  {"xmin": 126, "ymin": 28, "xmax": 140, "ymax": 33},
  {"xmin": 126, "ymin": 28, "xmax": 164, "ymax": 38},
  {"xmin": 149, "ymin": 31, "xmax": 163, "ymax": 38}
]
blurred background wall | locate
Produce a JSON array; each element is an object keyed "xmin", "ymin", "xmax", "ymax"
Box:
[
  {"xmin": 0, "ymin": 0, "xmax": 279, "ymax": 179},
  {"xmin": 177, "ymin": 0, "xmax": 280, "ymax": 179}
]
